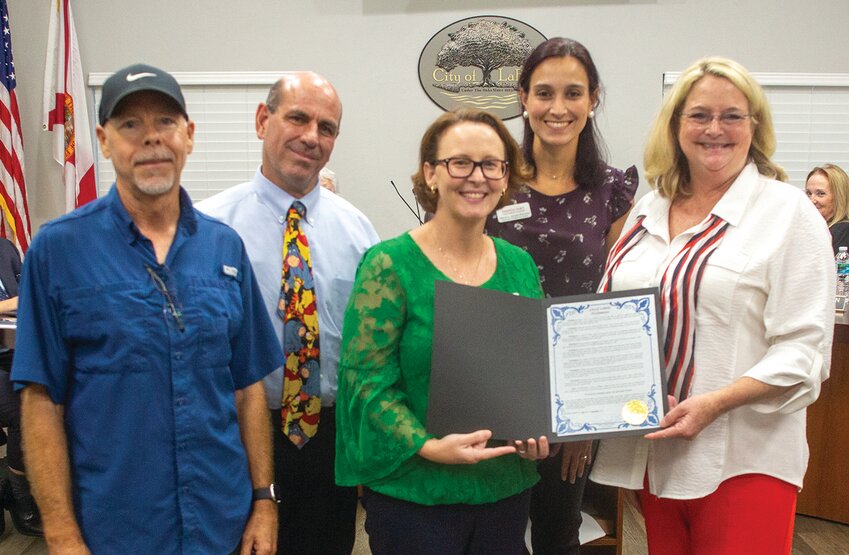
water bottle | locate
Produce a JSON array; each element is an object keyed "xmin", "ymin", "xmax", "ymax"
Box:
[{"xmin": 837, "ymin": 246, "xmax": 849, "ymax": 298}]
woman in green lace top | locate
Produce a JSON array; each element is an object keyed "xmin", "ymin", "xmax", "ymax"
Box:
[{"xmin": 336, "ymin": 109, "xmax": 550, "ymax": 553}]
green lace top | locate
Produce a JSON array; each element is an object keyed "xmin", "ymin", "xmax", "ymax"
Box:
[{"xmin": 335, "ymin": 232, "xmax": 544, "ymax": 505}]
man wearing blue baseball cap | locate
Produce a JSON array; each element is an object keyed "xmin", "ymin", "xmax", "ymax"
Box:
[{"xmin": 12, "ymin": 63, "xmax": 283, "ymax": 554}]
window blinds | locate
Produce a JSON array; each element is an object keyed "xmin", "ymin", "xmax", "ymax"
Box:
[{"xmin": 89, "ymin": 72, "xmax": 283, "ymax": 201}]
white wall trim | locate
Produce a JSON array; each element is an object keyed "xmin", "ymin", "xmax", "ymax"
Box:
[
  {"xmin": 88, "ymin": 71, "xmax": 296, "ymax": 87},
  {"xmin": 663, "ymin": 72, "xmax": 849, "ymax": 87}
]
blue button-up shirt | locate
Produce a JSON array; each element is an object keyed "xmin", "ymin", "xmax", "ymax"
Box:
[{"xmin": 12, "ymin": 186, "xmax": 283, "ymax": 554}]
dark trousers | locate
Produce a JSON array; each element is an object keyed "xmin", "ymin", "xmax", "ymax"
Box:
[
  {"xmin": 270, "ymin": 408, "xmax": 358, "ymax": 555},
  {"xmin": 528, "ymin": 451, "xmax": 589, "ymax": 555},
  {"xmin": 0, "ymin": 352, "xmax": 23, "ymax": 471},
  {"xmin": 361, "ymin": 487, "xmax": 532, "ymax": 555}
]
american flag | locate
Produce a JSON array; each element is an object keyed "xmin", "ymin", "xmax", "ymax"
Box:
[{"xmin": 0, "ymin": 0, "xmax": 31, "ymax": 255}]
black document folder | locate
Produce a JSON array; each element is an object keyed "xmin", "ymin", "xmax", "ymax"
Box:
[{"xmin": 427, "ymin": 281, "xmax": 666, "ymax": 442}]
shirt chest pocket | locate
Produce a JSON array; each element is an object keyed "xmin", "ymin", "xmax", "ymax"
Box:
[
  {"xmin": 187, "ymin": 278, "xmax": 243, "ymax": 369},
  {"xmin": 60, "ymin": 283, "xmax": 158, "ymax": 374},
  {"xmin": 610, "ymin": 241, "xmax": 655, "ymax": 290},
  {"xmin": 696, "ymin": 250, "xmax": 749, "ymax": 325},
  {"xmin": 319, "ymin": 277, "xmax": 354, "ymax": 336}
]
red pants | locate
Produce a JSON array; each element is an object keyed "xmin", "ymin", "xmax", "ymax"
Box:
[{"xmin": 639, "ymin": 474, "xmax": 797, "ymax": 555}]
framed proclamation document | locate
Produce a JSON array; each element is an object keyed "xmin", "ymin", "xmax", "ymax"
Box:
[{"xmin": 427, "ymin": 281, "xmax": 667, "ymax": 442}]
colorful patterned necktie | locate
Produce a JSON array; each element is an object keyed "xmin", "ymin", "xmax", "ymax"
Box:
[
  {"xmin": 278, "ymin": 200, "xmax": 321, "ymax": 448},
  {"xmin": 599, "ymin": 214, "xmax": 729, "ymax": 401}
]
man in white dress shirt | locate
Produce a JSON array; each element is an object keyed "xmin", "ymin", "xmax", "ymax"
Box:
[{"xmin": 198, "ymin": 72, "xmax": 378, "ymax": 554}]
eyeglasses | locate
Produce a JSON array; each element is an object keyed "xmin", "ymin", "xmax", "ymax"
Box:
[
  {"xmin": 145, "ymin": 264, "xmax": 185, "ymax": 332},
  {"xmin": 433, "ymin": 158, "xmax": 509, "ymax": 180},
  {"xmin": 679, "ymin": 111, "xmax": 752, "ymax": 128}
]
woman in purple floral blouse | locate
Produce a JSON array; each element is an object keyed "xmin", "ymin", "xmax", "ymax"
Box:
[{"xmin": 486, "ymin": 37, "xmax": 638, "ymax": 554}]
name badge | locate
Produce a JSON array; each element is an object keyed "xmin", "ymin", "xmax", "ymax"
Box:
[
  {"xmin": 222, "ymin": 265, "xmax": 239, "ymax": 278},
  {"xmin": 495, "ymin": 202, "xmax": 532, "ymax": 223}
]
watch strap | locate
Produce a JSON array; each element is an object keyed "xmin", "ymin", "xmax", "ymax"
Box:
[{"xmin": 252, "ymin": 484, "xmax": 281, "ymax": 503}]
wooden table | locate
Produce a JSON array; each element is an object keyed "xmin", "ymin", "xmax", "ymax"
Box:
[{"xmin": 797, "ymin": 319, "xmax": 849, "ymax": 524}]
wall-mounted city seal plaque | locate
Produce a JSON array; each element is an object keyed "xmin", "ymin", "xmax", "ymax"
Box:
[{"xmin": 418, "ymin": 16, "xmax": 547, "ymax": 120}]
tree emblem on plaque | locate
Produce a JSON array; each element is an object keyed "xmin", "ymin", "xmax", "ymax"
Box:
[
  {"xmin": 435, "ymin": 21, "xmax": 532, "ymax": 90},
  {"xmin": 418, "ymin": 16, "xmax": 546, "ymax": 120}
]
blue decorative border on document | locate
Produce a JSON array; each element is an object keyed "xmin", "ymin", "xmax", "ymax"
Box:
[
  {"xmin": 611, "ymin": 296, "xmax": 654, "ymax": 335},
  {"xmin": 550, "ymin": 294, "xmax": 660, "ymax": 436},
  {"xmin": 554, "ymin": 393, "xmax": 597, "ymax": 434},
  {"xmin": 549, "ymin": 304, "xmax": 589, "ymax": 346}
]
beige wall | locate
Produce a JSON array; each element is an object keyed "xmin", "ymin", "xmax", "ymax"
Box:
[{"xmin": 9, "ymin": 0, "xmax": 849, "ymax": 238}]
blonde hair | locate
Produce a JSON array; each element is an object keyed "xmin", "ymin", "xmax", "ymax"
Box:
[
  {"xmin": 807, "ymin": 164, "xmax": 849, "ymax": 226},
  {"xmin": 644, "ymin": 57, "xmax": 787, "ymax": 198}
]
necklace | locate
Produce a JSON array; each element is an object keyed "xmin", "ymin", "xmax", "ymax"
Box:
[
  {"xmin": 536, "ymin": 166, "xmax": 563, "ymax": 180},
  {"xmin": 537, "ymin": 171, "xmax": 565, "ymax": 182},
  {"xmin": 436, "ymin": 238, "xmax": 485, "ymax": 285}
]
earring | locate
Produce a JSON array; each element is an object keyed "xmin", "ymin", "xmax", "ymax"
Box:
[
  {"xmin": 588, "ymin": 110, "xmax": 595, "ymax": 119},
  {"xmin": 429, "ymin": 186, "xmax": 436, "ymax": 194},
  {"xmin": 522, "ymin": 110, "xmax": 529, "ymax": 119},
  {"xmin": 500, "ymin": 189, "xmax": 506, "ymax": 197}
]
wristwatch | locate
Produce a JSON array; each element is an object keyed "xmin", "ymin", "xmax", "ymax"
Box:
[{"xmin": 252, "ymin": 484, "xmax": 281, "ymax": 504}]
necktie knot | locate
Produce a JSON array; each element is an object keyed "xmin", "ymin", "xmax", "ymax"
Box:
[{"xmin": 288, "ymin": 201, "xmax": 307, "ymax": 221}]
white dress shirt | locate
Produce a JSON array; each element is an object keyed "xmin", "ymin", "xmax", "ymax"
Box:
[
  {"xmin": 590, "ymin": 163, "xmax": 835, "ymax": 499},
  {"xmin": 197, "ymin": 168, "xmax": 379, "ymax": 407}
]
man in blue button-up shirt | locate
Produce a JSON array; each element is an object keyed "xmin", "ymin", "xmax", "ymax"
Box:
[{"xmin": 12, "ymin": 64, "xmax": 283, "ymax": 555}]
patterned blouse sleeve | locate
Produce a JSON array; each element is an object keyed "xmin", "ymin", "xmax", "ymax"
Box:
[
  {"xmin": 335, "ymin": 246, "xmax": 430, "ymax": 484},
  {"xmin": 609, "ymin": 165, "xmax": 639, "ymax": 222}
]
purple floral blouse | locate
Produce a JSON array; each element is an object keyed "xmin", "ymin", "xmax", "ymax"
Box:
[{"xmin": 486, "ymin": 165, "xmax": 638, "ymax": 297}]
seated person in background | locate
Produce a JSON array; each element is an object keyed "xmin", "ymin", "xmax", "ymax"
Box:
[
  {"xmin": 805, "ymin": 163, "xmax": 849, "ymax": 253},
  {"xmin": 0, "ymin": 237, "xmax": 42, "ymax": 537},
  {"xmin": 319, "ymin": 167, "xmax": 339, "ymax": 194}
]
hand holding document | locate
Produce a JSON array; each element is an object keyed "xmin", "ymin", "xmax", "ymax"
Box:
[{"xmin": 427, "ymin": 282, "xmax": 667, "ymax": 442}]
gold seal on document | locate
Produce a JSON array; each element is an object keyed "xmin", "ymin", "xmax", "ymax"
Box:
[{"xmin": 622, "ymin": 400, "xmax": 648, "ymax": 426}]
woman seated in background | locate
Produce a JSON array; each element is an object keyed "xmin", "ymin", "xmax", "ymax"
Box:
[
  {"xmin": 805, "ymin": 163, "xmax": 849, "ymax": 253},
  {"xmin": 591, "ymin": 57, "xmax": 834, "ymax": 555},
  {"xmin": 486, "ymin": 36, "xmax": 637, "ymax": 554},
  {"xmin": 335, "ymin": 108, "xmax": 549, "ymax": 554},
  {"xmin": 0, "ymin": 237, "xmax": 42, "ymax": 537}
]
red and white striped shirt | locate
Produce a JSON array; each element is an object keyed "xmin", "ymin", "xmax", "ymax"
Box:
[{"xmin": 592, "ymin": 163, "xmax": 834, "ymax": 499}]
